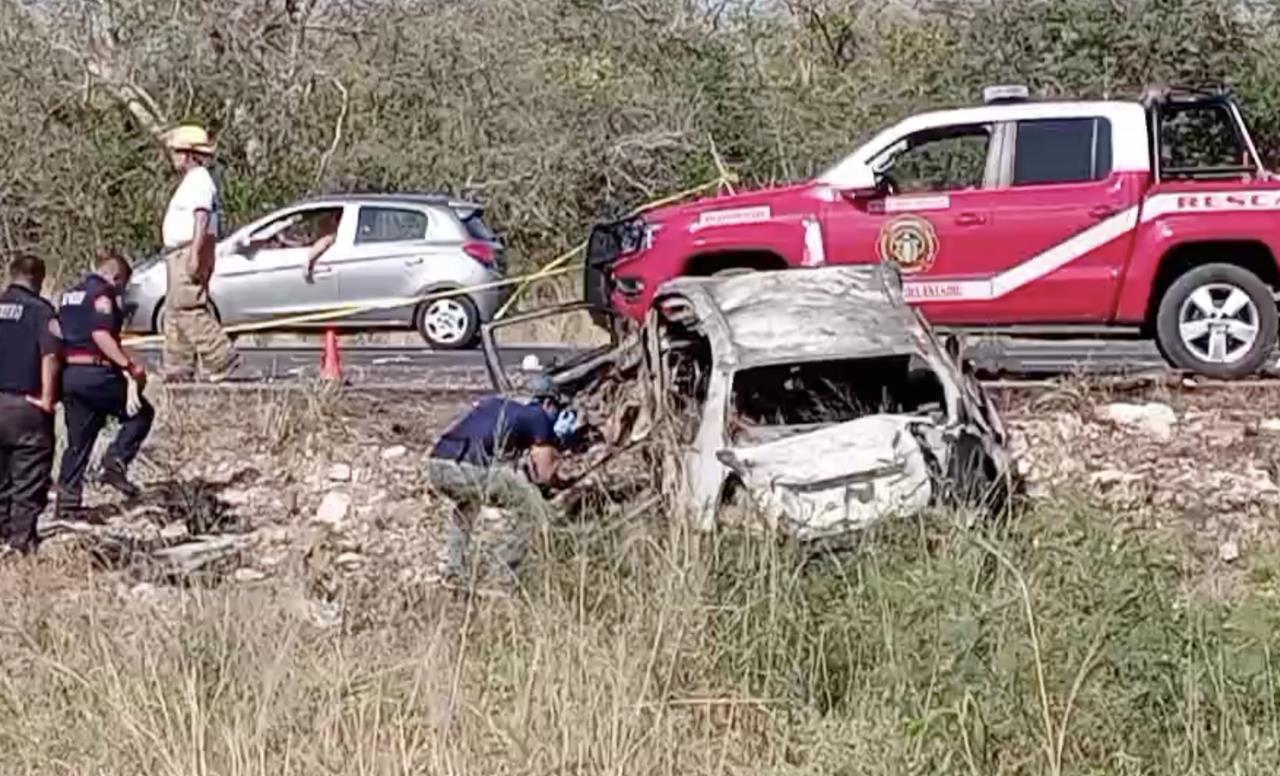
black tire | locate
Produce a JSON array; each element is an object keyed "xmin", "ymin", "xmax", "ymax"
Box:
[
  {"xmin": 1155, "ymin": 263, "xmax": 1278, "ymax": 379},
  {"xmin": 152, "ymin": 301, "xmax": 167, "ymax": 335},
  {"xmin": 416, "ymin": 294, "xmax": 480, "ymax": 350},
  {"xmin": 941, "ymin": 432, "xmax": 1003, "ymax": 514}
]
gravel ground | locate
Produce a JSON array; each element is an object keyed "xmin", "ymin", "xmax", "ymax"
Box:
[{"xmin": 32, "ymin": 379, "xmax": 1280, "ymax": 606}]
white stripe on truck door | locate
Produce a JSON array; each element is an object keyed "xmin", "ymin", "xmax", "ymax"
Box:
[{"xmin": 902, "ymin": 206, "xmax": 1139, "ymax": 302}]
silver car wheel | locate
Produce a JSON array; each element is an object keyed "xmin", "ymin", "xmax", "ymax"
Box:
[
  {"xmin": 1177, "ymin": 282, "xmax": 1260, "ymax": 365},
  {"xmin": 423, "ymin": 298, "xmax": 472, "ymax": 346}
]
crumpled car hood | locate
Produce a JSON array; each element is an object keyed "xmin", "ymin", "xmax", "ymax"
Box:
[{"xmin": 717, "ymin": 414, "xmax": 934, "ymax": 541}]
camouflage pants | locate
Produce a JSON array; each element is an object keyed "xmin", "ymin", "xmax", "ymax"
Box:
[
  {"xmin": 163, "ymin": 305, "xmax": 238, "ymax": 380},
  {"xmin": 425, "ymin": 458, "xmax": 551, "ymax": 591}
]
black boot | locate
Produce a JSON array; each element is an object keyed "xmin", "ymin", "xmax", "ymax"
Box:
[
  {"xmin": 53, "ymin": 491, "xmax": 88, "ymax": 523},
  {"xmin": 100, "ymin": 457, "xmax": 141, "ymax": 500}
]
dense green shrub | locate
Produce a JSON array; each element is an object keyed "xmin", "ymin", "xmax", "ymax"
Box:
[{"xmin": 4, "ymin": 0, "xmax": 1279, "ymax": 285}]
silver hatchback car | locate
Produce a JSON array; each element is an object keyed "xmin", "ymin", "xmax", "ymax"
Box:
[{"xmin": 123, "ymin": 192, "xmax": 509, "ymax": 349}]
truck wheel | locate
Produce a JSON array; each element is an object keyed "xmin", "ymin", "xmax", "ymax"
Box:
[{"xmin": 1155, "ymin": 263, "xmax": 1278, "ymax": 379}]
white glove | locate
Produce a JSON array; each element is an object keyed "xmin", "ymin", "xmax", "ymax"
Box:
[{"xmin": 125, "ymin": 374, "xmax": 142, "ymax": 418}]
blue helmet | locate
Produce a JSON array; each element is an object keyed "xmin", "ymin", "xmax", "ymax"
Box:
[{"xmin": 552, "ymin": 408, "xmax": 581, "ymax": 444}]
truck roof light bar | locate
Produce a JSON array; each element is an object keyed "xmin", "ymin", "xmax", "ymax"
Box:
[{"xmin": 982, "ymin": 85, "xmax": 1030, "ymax": 104}]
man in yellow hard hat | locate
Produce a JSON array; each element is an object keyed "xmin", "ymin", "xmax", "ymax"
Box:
[{"xmin": 159, "ymin": 124, "xmax": 238, "ymax": 382}]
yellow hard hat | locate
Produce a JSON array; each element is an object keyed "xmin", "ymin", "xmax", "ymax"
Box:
[{"xmin": 165, "ymin": 124, "xmax": 215, "ymax": 155}]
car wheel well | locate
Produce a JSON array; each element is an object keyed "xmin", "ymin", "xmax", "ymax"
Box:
[
  {"xmin": 683, "ymin": 250, "xmax": 788, "ymax": 277},
  {"xmin": 718, "ymin": 473, "xmax": 745, "ymax": 506},
  {"xmin": 152, "ymin": 296, "xmax": 223, "ymax": 333},
  {"xmin": 152, "ymin": 297, "xmax": 166, "ymax": 333},
  {"xmin": 1145, "ymin": 241, "xmax": 1279, "ymax": 332},
  {"xmin": 413, "ymin": 285, "xmax": 471, "ymax": 317}
]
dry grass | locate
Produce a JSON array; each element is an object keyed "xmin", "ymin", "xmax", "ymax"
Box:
[
  {"xmin": 4, "ymin": 385, "xmax": 1280, "ymax": 774},
  {"xmin": 490, "ymin": 274, "xmax": 616, "ymax": 347},
  {"xmin": 3, "ymin": 497, "xmax": 1280, "ymax": 774}
]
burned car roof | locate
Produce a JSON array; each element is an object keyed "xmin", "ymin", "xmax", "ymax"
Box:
[{"xmin": 652, "ymin": 264, "xmax": 926, "ymax": 369}]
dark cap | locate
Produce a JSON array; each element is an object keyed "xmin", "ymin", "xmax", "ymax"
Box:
[{"xmin": 527, "ymin": 374, "xmax": 559, "ymax": 401}]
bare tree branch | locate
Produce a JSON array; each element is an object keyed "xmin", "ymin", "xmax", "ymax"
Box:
[{"xmin": 314, "ymin": 75, "xmax": 349, "ymax": 186}]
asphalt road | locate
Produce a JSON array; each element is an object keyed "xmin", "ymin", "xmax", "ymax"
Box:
[
  {"xmin": 129, "ymin": 336, "xmax": 1280, "ymax": 389},
  {"xmin": 130, "ymin": 342, "xmax": 581, "ymax": 388}
]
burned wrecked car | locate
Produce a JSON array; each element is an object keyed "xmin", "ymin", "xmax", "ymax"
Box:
[{"xmin": 481, "ymin": 264, "xmax": 1014, "ymax": 541}]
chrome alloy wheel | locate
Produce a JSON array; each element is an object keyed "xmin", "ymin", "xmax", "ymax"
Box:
[{"xmin": 1177, "ymin": 282, "xmax": 1261, "ymax": 364}]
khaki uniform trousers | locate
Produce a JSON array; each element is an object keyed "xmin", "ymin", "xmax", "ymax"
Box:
[
  {"xmin": 425, "ymin": 458, "xmax": 552, "ymax": 592},
  {"xmin": 162, "ymin": 247, "xmax": 237, "ymax": 380}
]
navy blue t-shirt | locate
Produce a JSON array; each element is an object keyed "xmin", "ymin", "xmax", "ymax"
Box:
[
  {"xmin": 0, "ymin": 284, "xmax": 61, "ymax": 395},
  {"xmin": 58, "ymin": 273, "xmax": 122, "ymax": 358},
  {"xmin": 431, "ymin": 396, "xmax": 556, "ymax": 466}
]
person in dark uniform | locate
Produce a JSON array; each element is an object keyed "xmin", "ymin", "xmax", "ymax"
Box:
[
  {"xmin": 0, "ymin": 256, "xmax": 62, "ymax": 554},
  {"xmin": 429, "ymin": 376, "xmax": 576, "ymax": 490},
  {"xmin": 54, "ymin": 251, "xmax": 154, "ymax": 517},
  {"xmin": 426, "ymin": 375, "xmax": 581, "ymax": 589}
]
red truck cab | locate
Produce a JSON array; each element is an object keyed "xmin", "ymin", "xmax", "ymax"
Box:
[{"xmin": 585, "ymin": 85, "xmax": 1280, "ymax": 378}]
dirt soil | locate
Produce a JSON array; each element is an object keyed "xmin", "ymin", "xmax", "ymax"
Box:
[
  {"xmin": 995, "ymin": 379, "xmax": 1280, "ymax": 563},
  {"xmin": 40, "ymin": 379, "xmax": 1280, "ymax": 607}
]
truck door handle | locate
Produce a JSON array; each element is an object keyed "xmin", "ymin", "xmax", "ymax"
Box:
[
  {"xmin": 955, "ymin": 212, "xmax": 986, "ymax": 226},
  {"xmin": 405, "ymin": 257, "xmax": 424, "ymax": 266},
  {"xmin": 1088, "ymin": 205, "xmax": 1119, "ymax": 219}
]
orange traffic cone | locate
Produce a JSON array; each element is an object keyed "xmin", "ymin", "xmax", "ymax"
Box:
[{"xmin": 321, "ymin": 329, "xmax": 343, "ymax": 382}]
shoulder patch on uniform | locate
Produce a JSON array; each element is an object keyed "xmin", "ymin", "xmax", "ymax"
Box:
[
  {"xmin": 94, "ymin": 294, "xmax": 115, "ymax": 314},
  {"xmin": 0, "ymin": 303, "xmax": 21, "ymax": 321}
]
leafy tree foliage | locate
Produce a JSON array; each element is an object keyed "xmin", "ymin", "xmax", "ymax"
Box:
[{"xmin": 2, "ymin": 0, "xmax": 1278, "ymax": 283}]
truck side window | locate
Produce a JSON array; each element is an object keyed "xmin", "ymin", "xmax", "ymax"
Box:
[
  {"xmin": 885, "ymin": 125, "xmax": 991, "ymax": 194},
  {"xmin": 1159, "ymin": 105, "xmax": 1246, "ymax": 172},
  {"xmin": 1012, "ymin": 118, "xmax": 1112, "ymax": 186}
]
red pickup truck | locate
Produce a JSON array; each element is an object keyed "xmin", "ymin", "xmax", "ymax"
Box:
[{"xmin": 585, "ymin": 85, "xmax": 1280, "ymax": 378}]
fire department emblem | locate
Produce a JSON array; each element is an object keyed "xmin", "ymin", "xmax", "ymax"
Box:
[{"xmin": 877, "ymin": 215, "xmax": 939, "ymax": 274}]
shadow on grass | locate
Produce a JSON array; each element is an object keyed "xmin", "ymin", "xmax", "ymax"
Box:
[{"xmin": 47, "ymin": 467, "xmax": 262, "ymax": 584}]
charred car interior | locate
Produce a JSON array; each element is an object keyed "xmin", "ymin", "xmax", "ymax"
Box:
[{"xmin": 481, "ymin": 264, "xmax": 1016, "ymax": 542}]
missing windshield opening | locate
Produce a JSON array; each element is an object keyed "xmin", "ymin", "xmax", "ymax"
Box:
[{"xmin": 728, "ymin": 354, "xmax": 945, "ymax": 437}]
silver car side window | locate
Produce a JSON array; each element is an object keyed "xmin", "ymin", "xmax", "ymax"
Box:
[
  {"xmin": 355, "ymin": 207, "xmax": 430, "ymax": 244},
  {"xmin": 249, "ymin": 207, "xmax": 342, "ymax": 249}
]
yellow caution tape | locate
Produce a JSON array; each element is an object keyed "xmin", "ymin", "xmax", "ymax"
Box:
[
  {"xmin": 491, "ymin": 243, "xmax": 586, "ymax": 320},
  {"xmin": 121, "ymin": 172, "xmax": 736, "ymax": 348},
  {"xmin": 121, "ymin": 263, "xmax": 581, "ymax": 346},
  {"xmin": 492, "ymin": 173, "xmax": 736, "ymax": 320}
]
